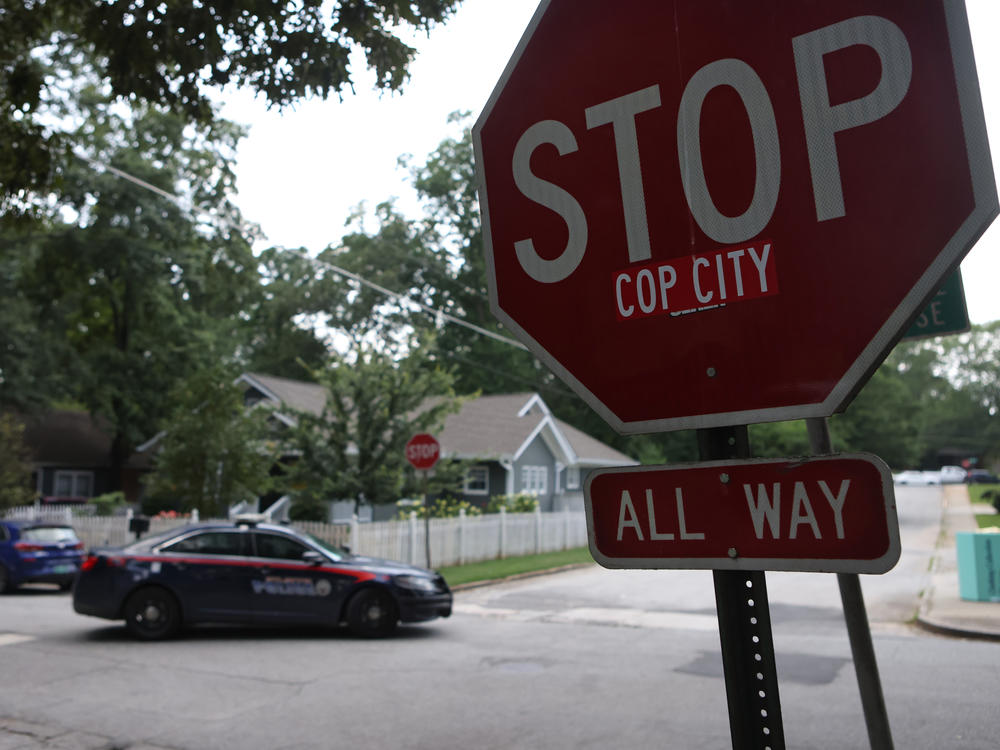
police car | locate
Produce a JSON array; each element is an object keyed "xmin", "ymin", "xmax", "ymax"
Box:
[{"xmin": 72, "ymin": 516, "xmax": 452, "ymax": 639}]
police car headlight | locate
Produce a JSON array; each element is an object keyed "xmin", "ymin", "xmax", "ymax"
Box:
[{"xmin": 394, "ymin": 575, "xmax": 440, "ymax": 593}]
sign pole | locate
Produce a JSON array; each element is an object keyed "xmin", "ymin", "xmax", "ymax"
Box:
[
  {"xmin": 423, "ymin": 469, "xmax": 432, "ymax": 569},
  {"xmin": 698, "ymin": 426, "xmax": 785, "ymax": 750},
  {"xmin": 405, "ymin": 433, "xmax": 441, "ymax": 570},
  {"xmin": 806, "ymin": 418, "xmax": 894, "ymax": 750}
]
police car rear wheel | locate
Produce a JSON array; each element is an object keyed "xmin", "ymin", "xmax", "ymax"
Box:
[
  {"xmin": 0, "ymin": 564, "xmax": 10, "ymax": 594},
  {"xmin": 123, "ymin": 587, "xmax": 180, "ymax": 640},
  {"xmin": 346, "ymin": 588, "xmax": 397, "ymax": 638}
]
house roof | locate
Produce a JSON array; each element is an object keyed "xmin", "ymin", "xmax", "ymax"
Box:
[
  {"xmin": 238, "ymin": 375, "xmax": 637, "ymax": 468},
  {"xmin": 554, "ymin": 417, "xmax": 639, "ymax": 467},
  {"xmin": 239, "ymin": 373, "xmax": 328, "ymax": 416},
  {"xmin": 437, "ymin": 392, "xmax": 636, "ymax": 467},
  {"xmin": 21, "ymin": 411, "xmax": 152, "ymax": 469}
]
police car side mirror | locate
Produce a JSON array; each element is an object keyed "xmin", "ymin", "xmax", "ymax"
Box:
[{"xmin": 302, "ymin": 550, "xmax": 325, "ymax": 566}]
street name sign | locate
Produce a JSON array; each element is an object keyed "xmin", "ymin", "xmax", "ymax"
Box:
[
  {"xmin": 584, "ymin": 454, "xmax": 900, "ymax": 573},
  {"xmin": 474, "ymin": 0, "xmax": 998, "ymax": 434},
  {"xmin": 902, "ymin": 270, "xmax": 970, "ymax": 340},
  {"xmin": 405, "ymin": 433, "xmax": 440, "ymax": 470}
]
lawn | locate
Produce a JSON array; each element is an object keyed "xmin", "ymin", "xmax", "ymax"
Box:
[
  {"xmin": 975, "ymin": 514, "xmax": 1000, "ymax": 529},
  {"xmin": 439, "ymin": 547, "xmax": 595, "ymax": 587},
  {"xmin": 966, "ymin": 484, "xmax": 999, "ymax": 530},
  {"xmin": 968, "ymin": 483, "xmax": 1000, "ymax": 507}
]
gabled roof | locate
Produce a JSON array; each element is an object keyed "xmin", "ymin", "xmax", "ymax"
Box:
[
  {"xmin": 555, "ymin": 418, "xmax": 640, "ymax": 468},
  {"xmin": 435, "ymin": 393, "xmax": 637, "ymax": 467},
  {"xmin": 237, "ymin": 374, "xmax": 637, "ymax": 469},
  {"xmin": 238, "ymin": 373, "xmax": 328, "ymax": 417}
]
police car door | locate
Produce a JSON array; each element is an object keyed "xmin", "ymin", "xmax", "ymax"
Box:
[
  {"xmin": 156, "ymin": 529, "xmax": 255, "ymax": 621},
  {"xmin": 249, "ymin": 531, "xmax": 347, "ymax": 624}
]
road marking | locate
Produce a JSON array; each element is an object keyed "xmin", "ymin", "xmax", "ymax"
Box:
[{"xmin": 0, "ymin": 633, "xmax": 35, "ymax": 647}]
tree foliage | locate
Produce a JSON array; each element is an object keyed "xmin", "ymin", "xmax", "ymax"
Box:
[
  {"xmin": 281, "ymin": 339, "xmax": 468, "ymax": 513},
  {"xmin": 0, "ymin": 0, "xmax": 463, "ymax": 218},
  {"xmin": 242, "ymin": 247, "xmax": 333, "ymax": 378},
  {"xmin": 4, "ymin": 92, "xmax": 259, "ymax": 490},
  {"xmin": 141, "ymin": 367, "xmax": 281, "ymax": 517},
  {"xmin": 0, "ymin": 414, "xmax": 35, "ymax": 510}
]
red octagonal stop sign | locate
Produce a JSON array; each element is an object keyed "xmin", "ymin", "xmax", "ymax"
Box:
[
  {"xmin": 474, "ymin": 0, "xmax": 997, "ymax": 434},
  {"xmin": 406, "ymin": 433, "xmax": 440, "ymax": 470}
]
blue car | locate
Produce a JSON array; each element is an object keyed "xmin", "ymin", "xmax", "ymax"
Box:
[
  {"xmin": 0, "ymin": 520, "xmax": 85, "ymax": 593},
  {"xmin": 73, "ymin": 516, "xmax": 452, "ymax": 640}
]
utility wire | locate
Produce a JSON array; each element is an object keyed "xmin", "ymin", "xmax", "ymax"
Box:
[{"xmin": 76, "ymin": 151, "xmax": 528, "ymax": 351}]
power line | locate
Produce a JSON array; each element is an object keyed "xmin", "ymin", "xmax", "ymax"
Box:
[{"xmin": 76, "ymin": 151, "xmax": 528, "ymax": 352}]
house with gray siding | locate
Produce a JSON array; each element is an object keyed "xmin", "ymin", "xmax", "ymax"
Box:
[
  {"xmin": 434, "ymin": 392, "xmax": 638, "ymax": 512},
  {"xmin": 236, "ymin": 374, "xmax": 638, "ymax": 515}
]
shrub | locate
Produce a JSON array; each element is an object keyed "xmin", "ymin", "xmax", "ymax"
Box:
[
  {"xmin": 486, "ymin": 493, "xmax": 539, "ymax": 514},
  {"xmin": 90, "ymin": 491, "xmax": 126, "ymax": 516},
  {"xmin": 290, "ymin": 497, "xmax": 329, "ymax": 522},
  {"xmin": 398, "ymin": 496, "xmax": 483, "ymax": 519}
]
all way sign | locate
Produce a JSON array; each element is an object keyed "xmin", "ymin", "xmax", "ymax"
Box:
[{"xmin": 584, "ymin": 454, "xmax": 899, "ymax": 574}]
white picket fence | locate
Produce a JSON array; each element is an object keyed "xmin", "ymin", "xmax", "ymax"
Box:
[{"xmin": 3, "ymin": 506, "xmax": 589, "ymax": 568}]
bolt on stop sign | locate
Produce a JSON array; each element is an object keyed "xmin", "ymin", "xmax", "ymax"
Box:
[{"xmin": 474, "ymin": 0, "xmax": 998, "ymax": 434}]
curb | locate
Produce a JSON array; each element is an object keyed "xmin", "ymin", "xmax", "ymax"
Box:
[
  {"xmin": 912, "ymin": 488, "xmax": 1000, "ymax": 641},
  {"xmin": 914, "ymin": 613, "xmax": 1000, "ymax": 641}
]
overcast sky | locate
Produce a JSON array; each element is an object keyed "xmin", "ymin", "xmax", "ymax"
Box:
[{"xmin": 222, "ymin": 0, "xmax": 1000, "ymax": 325}]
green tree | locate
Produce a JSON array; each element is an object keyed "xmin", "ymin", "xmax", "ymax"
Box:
[
  {"xmin": 909, "ymin": 323, "xmax": 1000, "ymax": 466},
  {"xmin": 0, "ymin": 414, "xmax": 35, "ymax": 510},
  {"xmin": 142, "ymin": 367, "xmax": 280, "ymax": 517},
  {"xmin": 282, "ymin": 339, "xmax": 468, "ymax": 514},
  {"xmin": 0, "ymin": 242, "xmax": 74, "ymax": 412},
  {"xmin": 749, "ymin": 421, "xmax": 811, "ymax": 458},
  {"xmin": 242, "ymin": 247, "xmax": 333, "ymax": 379},
  {"xmin": 9, "ymin": 98, "xmax": 258, "ymax": 491},
  {"xmin": 1, "ymin": 0, "xmax": 463, "ymax": 219},
  {"xmin": 829, "ymin": 365, "xmax": 924, "ymax": 468}
]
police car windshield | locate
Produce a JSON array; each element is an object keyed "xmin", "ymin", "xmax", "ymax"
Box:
[
  {"xmin": 304, "ymin": 533, "xmax": 349, "ymax": 561},
  {"xmin": 124, "ymin": 527, "xmax": 190, "ymax": 552}
]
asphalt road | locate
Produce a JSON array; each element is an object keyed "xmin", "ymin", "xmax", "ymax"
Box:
[{"xmin": 0, "ymin": 486, "xmax": 997, "ymax": 749}]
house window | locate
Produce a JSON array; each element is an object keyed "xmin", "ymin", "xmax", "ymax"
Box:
[
  {"xmin": 565, "ymin": 467, "xmax": 581, "ymax": 490},
  {"xmin": 521, "ymin": 466, "xmax": 548, "ymax": 495},
  {"xmin": 53, "ymin": 470, "xmax": 94, "ymax": 499},
  {"xmin": 464, "ymin": 466, "xmax": 489, "ymax": 495}
]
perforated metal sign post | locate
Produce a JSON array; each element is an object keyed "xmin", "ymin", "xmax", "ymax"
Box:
[{"xmin": 699, "ymin": 427, "xmax": 784, "ymax": 750}]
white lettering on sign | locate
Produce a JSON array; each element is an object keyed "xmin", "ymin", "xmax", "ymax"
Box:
[
  {"xmin": 616, "ymin": 488, "xmax": 705, "ymax": 542},
  {"xmin": 510, "ymin": 15, "xmax": 913, "ymax": 281},
  {"xmin": 407, "ymin": 443, "xmax": 439, "ymax": 461},
  {"xmin": 743, "ymin": 479, "xmax": 851, "ymax": 540},
  {"xmin": 677, "ymin": 58, "xmax": 781, "ymax": 244},
  {"xmin": 511, "ymin": 121, "xmax": 588, "ymax": 283},
  {"xmin": 584, "ymin": 85, "xmax": 661, "ymax": 264},
  {"xmin": 792, "ymin": 15, "xmax": 912, "ymax": 222},
  {"xmin": 614, "ymin": 242, "xmax": 776, "ymax": 320},
  {"xmin": 617, "ymin": 490, "xmax": 643, "ymax": 541}
]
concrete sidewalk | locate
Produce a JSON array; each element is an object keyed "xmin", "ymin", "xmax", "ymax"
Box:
[{"xmin": 915, "ymin": 484, "xmax": 1000, "ymax": 640}]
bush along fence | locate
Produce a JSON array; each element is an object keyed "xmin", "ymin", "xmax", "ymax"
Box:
[{"xmin": 4, "ymin": 505, "xmax": 589, "ymax": 569}]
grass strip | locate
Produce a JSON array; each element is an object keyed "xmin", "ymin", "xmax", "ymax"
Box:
[
  {"xmin": 975, "ymin": 514, "xmax": 1000, "ymax": 530},
  {"xmin": 439, "ymin": 547, "xmax": 594, "ymax": 587},
  {"xmin": 968, "ymin": 484, "xmax": 1000, "ymax": 506}
]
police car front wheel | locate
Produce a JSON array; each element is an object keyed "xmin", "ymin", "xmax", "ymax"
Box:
[{"xmin": 346, "ymin": 588, "xmax": 398, "ymax": 638}]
